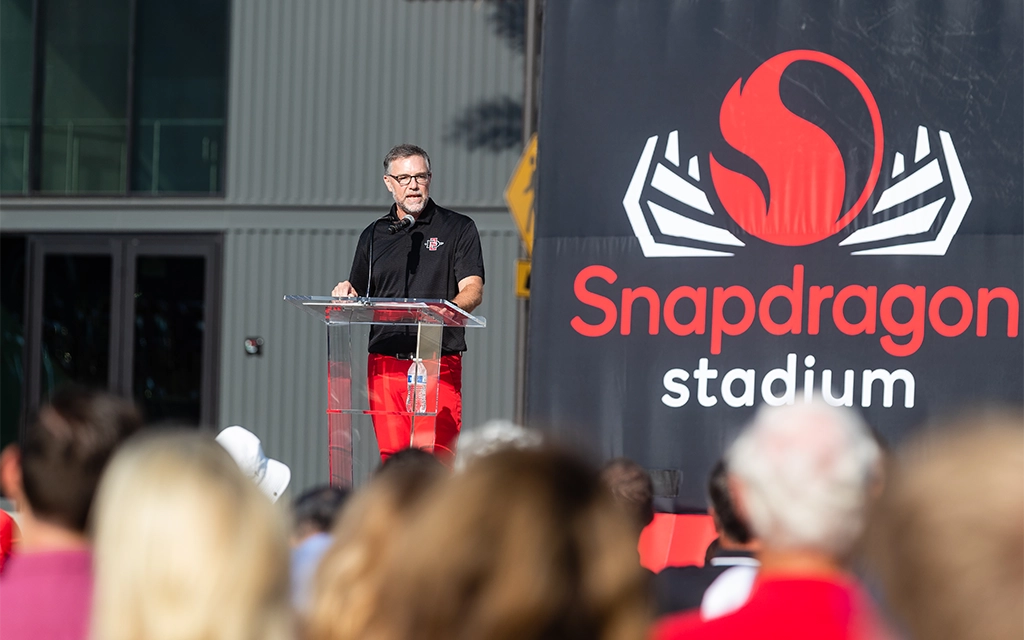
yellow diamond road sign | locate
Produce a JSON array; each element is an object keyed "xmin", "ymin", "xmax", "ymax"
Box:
[{"xmin": 504, "ymin": 134, "xmax": 537, "ymax": 256}]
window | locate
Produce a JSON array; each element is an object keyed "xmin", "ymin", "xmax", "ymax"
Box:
[
  {"xmin": 0, "ymin": 0, "xmax": 229, "ymax": 196},
  {"xmin": 132, "ymin": 0, "xmax": 229, "ymax": 193},
  {"xmin": 0, "ymin": 0, "xmax": 33, "ymax": 193},
  {"xmin": 39, "ymin": 0, "xmax": 131, "ymax": 193}
]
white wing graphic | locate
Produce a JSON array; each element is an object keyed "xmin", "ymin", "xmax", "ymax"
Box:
[
  {"xmin": 623, "ymin": 132, "xmax": 744, "ymax": 257},
  {"xmin": 623, "ymin": 127, "xmax": 970, "ymax": 258},
  {"xmin": 840, "ymin": 127, "xmax": 971, "ymax": 256}
]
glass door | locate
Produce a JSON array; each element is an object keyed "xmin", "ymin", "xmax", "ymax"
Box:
[
  {"xmin": 26, "ymin": 236, "xmax": 122, "ymax": 409},
  {"xmin": 22, "ymin": 234, "xmax": 221, "ymax": 430},
  {"xmin": 1, "ymin": 236, "xmax": 28, "ymax": 451},
  {"xmin": 122, "ymin": 236, "xmax": 221, "ymax": 425}
]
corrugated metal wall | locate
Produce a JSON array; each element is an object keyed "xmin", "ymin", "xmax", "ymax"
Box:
[
  {"xmin": 227, "ymin": 0, "xmax": 524, "ymax": 207},
  {"xmin": 217, "ymin": 216, "xmax": 521, "ymax": 494}
]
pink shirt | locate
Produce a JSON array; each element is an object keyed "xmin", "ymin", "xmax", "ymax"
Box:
[{"xmin": 0, "ymin": 549, "xmax": 93, "ymax": 640}]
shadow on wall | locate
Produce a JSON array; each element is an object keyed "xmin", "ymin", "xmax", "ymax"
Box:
[
  {"xmin": 487, "ymin": 0, "xmax": 526, "ymax": 53},
  {"xmin": 446, "ymin": 97, "xmax": 523, "ymax": 152},
  {"xmin": 441, "ymin": 0, "xmax": 526, "ymax": 152}
]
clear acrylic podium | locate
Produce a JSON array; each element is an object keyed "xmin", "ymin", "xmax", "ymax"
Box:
[{"xmin": 285, "ymin": 296, "xmax": 486, "ymax": 487}]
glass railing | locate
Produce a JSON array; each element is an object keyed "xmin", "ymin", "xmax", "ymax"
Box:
[
  {"xmin": 134, "ymin": 118, "xmax": 224, "ymax": 194},
  {"xmin": 39, "ymin": 118, "xmax": 129, "ymax": 193},
  {"xmin": 0, "ymin": 120, "xmax": 31, "ymax": 194},
  {"xmin": 0, "ymin": 117, "xmax": 225, "ymax": 195}
]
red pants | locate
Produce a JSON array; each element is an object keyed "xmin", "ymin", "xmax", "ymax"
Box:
[{"xmin": 367, "ymin": 353, "xmax": 463, "ymax": 466}]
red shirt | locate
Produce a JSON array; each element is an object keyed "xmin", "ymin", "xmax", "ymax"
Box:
[
  {"xmin": 0, "ymin": 549, "xmax": 93, "ymax": 640},
  {"xmin": 0, "ymin": 511, "xmax": 19, "ymax": 571},
  {"xmin": 653, "ymin": 575, "xmax": 892, "ymax": 640}
]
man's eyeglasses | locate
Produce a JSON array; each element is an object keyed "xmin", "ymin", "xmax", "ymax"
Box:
[{"xmin": 387, "ymin": 172, "xmax": 431, "ymax": 186}]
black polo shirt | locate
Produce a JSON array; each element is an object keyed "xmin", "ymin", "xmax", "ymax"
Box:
[{"xmin": 348, "ymin": 199, "xmax": 485, "ymax": 355}]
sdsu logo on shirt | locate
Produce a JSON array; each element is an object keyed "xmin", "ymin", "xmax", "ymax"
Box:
[{"xmin": 425, "ymin": 237, "xmax": 444, "ymax": 251}]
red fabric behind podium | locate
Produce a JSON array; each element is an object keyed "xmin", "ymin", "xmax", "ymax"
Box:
[
  {"xmin": 0, "ymin": 510, "xmax": 20, "ymax": 572},
  {"xmin": 638, "ymin": 514, "xmax": 718, "ymax": 572},
  {"xmin": 367, "ymin": 353, "xmax": 463, "ymax": 466}
]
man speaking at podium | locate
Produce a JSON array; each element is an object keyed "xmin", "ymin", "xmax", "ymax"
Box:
[{"xmin": 332, "ymin": 144, "xmax": 484, "ymax": 466}]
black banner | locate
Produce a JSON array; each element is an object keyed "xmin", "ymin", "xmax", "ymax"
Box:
[{"xmin": 527, "ymin": 0, "xmax": 1023, "ymax": 509}]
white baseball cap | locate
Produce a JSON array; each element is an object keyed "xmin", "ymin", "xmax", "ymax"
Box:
[{"xmin": 215, "ymin": 426, "xmax": 291, "ymax": 502}]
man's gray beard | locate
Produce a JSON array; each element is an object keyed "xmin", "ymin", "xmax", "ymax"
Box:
[{"xmin": 398, "ymin": 199, "xmax": 425, "ymax": 216}]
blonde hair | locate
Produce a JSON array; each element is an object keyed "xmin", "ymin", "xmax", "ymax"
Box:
[
  {"xmin": 91, "ymin": 430, "xmax": 293, "ymax": 640},
  {"xmin": 867, "ymin": 413, "xmax": 1024, "ymax": 640},
  {"xmin": 305, "ymin": 458, "xmax": 445, "ymax": 640},
  {"xmin": 362, "ymin": 448, "xmax": 651, "ymax": 640}
]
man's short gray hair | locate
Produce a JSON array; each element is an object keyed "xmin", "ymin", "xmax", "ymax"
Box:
[
  {"xmin": 727, "ymin": 399, "xmax": 881, "ymax": 556},
  {"xmin": 454, "ymin": 420, "xmax": 543, "ymax": 472},
  {"xmin": 383, "ymin": 144, "xmax": 431, "ymax": 174}
]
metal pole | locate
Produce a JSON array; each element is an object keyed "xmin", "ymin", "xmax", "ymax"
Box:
[
  {"xmin": 27, "ymin": 0, "xmax": 45, "ymax": 192},
  {"xmin": 523, "ymin": 0, "xmax": 539, "ymax": 139},
  {"xmin": 514, "ymin": 0, "xmax": 540, "ymax": 425}
]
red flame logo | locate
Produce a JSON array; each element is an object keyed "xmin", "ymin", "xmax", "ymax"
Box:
[{"xmin": 709, "ymin": 50, "xmax": 884, "ymax": 246}]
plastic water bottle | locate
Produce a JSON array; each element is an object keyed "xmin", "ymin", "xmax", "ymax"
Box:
[{"xmin": 406, "ymin": 359, "xmax": 428, "ymax": 414}]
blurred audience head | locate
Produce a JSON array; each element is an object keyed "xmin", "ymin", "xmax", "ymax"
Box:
[
  {"xmin": 702, "ymin": 537, "xmax": 721, "ymax": 566},
  {"xmin": 600, "ymin": 457, "xmax": 655, "ymax": 537},
  {"xmin": 91, "ymin": 430, "xmax": 291, "ymax": 640},
  {"xmin": 364, "ymin": 448, "xmax": 651, "ymax": 640},
  {"xmin": 216, "ymin": 425, "xmax": 291, "ymax": 502},
  {"xmin": 867, "ymin": 412, "xmax": 1023, "ymax": 640},
  {"xmin": 292, "ymin": 485, "xmax": 349, "ymax": 543},
  {"xmin": 727, "ymin": 399, "xmax": 880, "ymax": 559},
  {"xmin": 0, "ymin": 385, "xmax": 141, "ymax": 541},
  {"xmin": 706, "ymin": 459, "xmax": 753, "ymax": 547},
  {"xmin": 306, "ymin": 451, "xmax": 446, "ymax": 640},
  {"xmin": 377, "ymin": 446, "xmax": 447, "ymax": 475},
  {"xmin": 454, "ymin": 419, "xmax": 543, "ymax": 472}
]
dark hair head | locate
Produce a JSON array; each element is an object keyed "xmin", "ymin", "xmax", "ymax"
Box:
[
  {"xmin": 704, "ymin": 537, "xmax": 722, "ymax": 565},
  {"xmin": 377, "ymin": 447, "xmax": 447, "ymax": 477},
  {"xmin": 707, "ymin": 459, "xmax": 751, "ymax": 544},
  {"xmin": 293, "ymin": 485, "xmax": 350, "ymax": 534},
  {"xmin": 21, "ymin": 385, "xmax": 143, "ymax": 532},
  {"xmin": 383, "ymin": 144, "xmax": 431, "ymax": 174},
  {"xmin": 600, "ymin": 457, "xmax": 655, "ymax": 534}
]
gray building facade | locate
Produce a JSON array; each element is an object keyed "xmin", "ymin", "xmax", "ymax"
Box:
[{"xmin": 1, "ymin": 0, "xmax": 526, "ymax": 494}]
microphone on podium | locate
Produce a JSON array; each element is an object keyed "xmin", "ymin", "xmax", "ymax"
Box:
[{"xmin": 388, "ymin": 214, "xmax": 415, "ymax": 234}]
